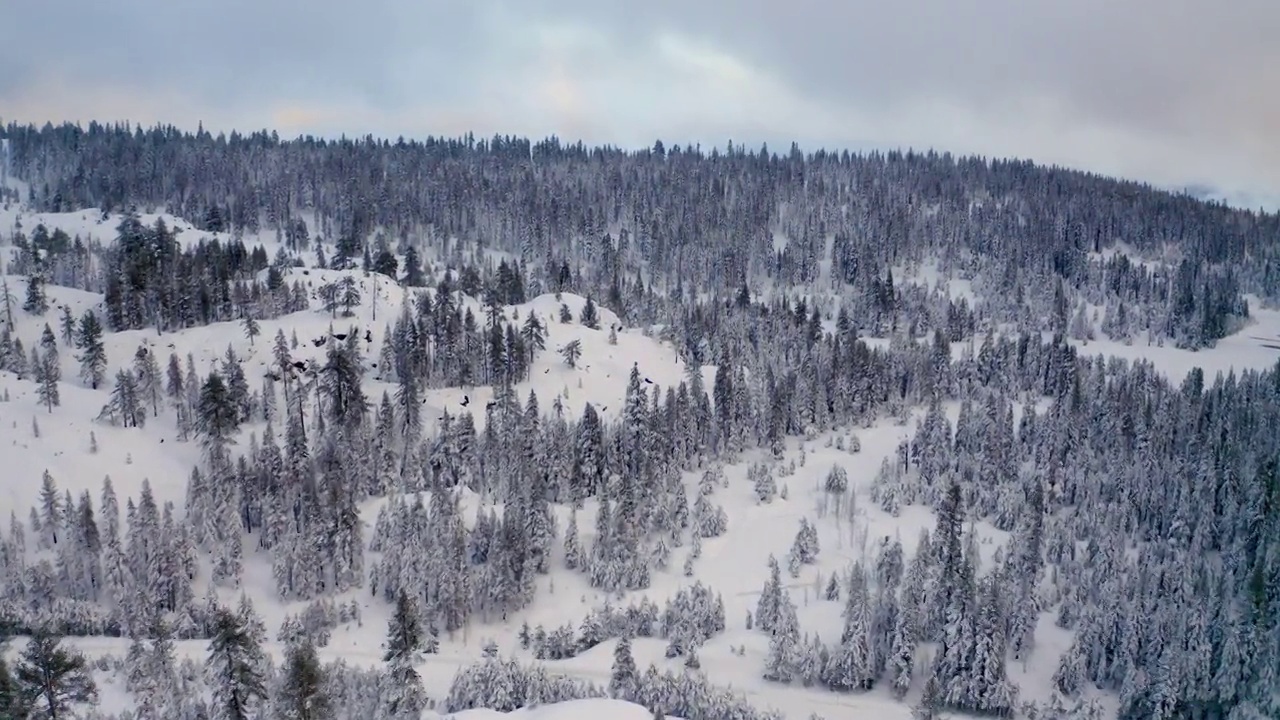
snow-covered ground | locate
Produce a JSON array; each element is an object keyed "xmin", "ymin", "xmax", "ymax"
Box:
[
  {"xmin": 447, "ymin": 698, "xmax": 685, "ymax": 720},
  {"xmin": 1, "ymin": 201, "xmax": 1274, "ymax": 718}
]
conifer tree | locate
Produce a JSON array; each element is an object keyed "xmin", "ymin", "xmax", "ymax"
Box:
[
  {"xmin": 277, "ymin": 640, "xmax": 331, "ymax": 720},
  {"xmin": 205, "ymin": 606, "xmax": 267, "ymax": 720},
  {"xmin": 24, "ymin": 265, "xmax": 48, "ymax": 315},
  {"xmin": 560, "ymin": 339, "xmax": 582, "ymax": 368},
  {"xmin": 133, "ymin": 346, "xmax": 163, "ymax": 417},
  {"xmin": 0, "ymin": 655, "xmax": 23, "ymax": 719},
  {"xmin": 609, "ymin": 636, "xmax": 639, "ymax": 701},
  {"xmin": 242, "ymin": 314, "xmax": 260, "ymax": 346},
  {"xmin": 198, "ymin": 372, "xmax": 241, "ymax": 447},
  {"xmin": 580, "ymin": 296, "xmax": 600, "ymax": 329},
  {"xmin": 36, "ymin": 324, "xmax": 60, "ymax": 411},
  {"xmin": 14, "ymin": 632, "xmax": 98, "ymax": 719},
  {"xmin": 58, "ymin": 305, "xmax": 75, "ymax": 344},
  {"xmin": 379, "ymin": 590, "xmax": 426, "ymax": 719},
  {"xmin": 76, "ymin": 310, "xmax": 107, "ymax": 389}
]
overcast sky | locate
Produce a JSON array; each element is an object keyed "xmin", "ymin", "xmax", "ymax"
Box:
[{"xmin": 3, "ymin": 1, "xmax": 1277, "ymax": 205}]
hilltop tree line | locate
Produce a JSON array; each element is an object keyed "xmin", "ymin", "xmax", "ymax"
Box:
[{"xmin": 4, "ymin": 121, "xmax": 1272, "ymax": 348}]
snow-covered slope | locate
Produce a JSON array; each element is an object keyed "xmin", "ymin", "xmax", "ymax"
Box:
[
  {"xmin": 447, "ymin": 698, "xmax": 686, "ymax": 720},
  {"xmin": 2, "ymin": 201, "xmax": 1272, "ymax": 719}
]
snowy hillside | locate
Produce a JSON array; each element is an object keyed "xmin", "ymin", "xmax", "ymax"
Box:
[{"xmin": 1, "ymin": 133, "xmax": 1277, "ymax": 720}]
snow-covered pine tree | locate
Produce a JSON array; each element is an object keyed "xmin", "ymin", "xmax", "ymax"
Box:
[
  {"xmin": 15, "ymin": 633, "xmax": 98, "ymax": 718},
  {"xmin": 76, "ymin": 309, "xmax": 107, "ymax": 389},
  {"xmin": 133, "ymin": 345, "xmax": 163, "ymax": 417},
  {"xmin": 762, "ymin": 590, "xmax": 801, "ymax": 683},
  {"xmin": 755, "ymin": 555, "xmax": 784, "ymax": 634},
  {"xmin": 242, "ymin": 314, "xmax": 260, "ymax": 345},
  {"xmin": 99, "ymin": 368, "xmax": 145, "ymax": 428},
  {"xmin": 822, "ymin": 563, "xmax": 876, "ymax": 691},
  {"xmin": 580, "ymin": 296, "xmax": 600, "ymax": 329},
  {"xmin": 609, "ymin": 636, "xmax": 639, "ymax": 701},
  {"xmin": 35, "ymin": 327, "xmax": 60, "ymax": 412},
  {"xmin": 560, "ymin": 339, "xmax": 582, "ymax": 368},
  {"xmin": 205, "ymin": 606, "xmax": 267, "ymax": 720},
  {"xmin": 379, "ymin": 590, "xmax": 427, "ymax": 718},
  {"xmin": 275, "ymin": 639, "xmax": 332, "ymax": 720}
]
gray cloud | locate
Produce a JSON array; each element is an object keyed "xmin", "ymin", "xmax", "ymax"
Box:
[{"xmin": 2, "ymin": 0, "xmax": 1277, "ymax": 202}]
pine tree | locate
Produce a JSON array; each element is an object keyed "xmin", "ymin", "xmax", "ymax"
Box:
[
  {"xmin": 580, "ymin": 297, "xmax": 600, "ymax": 329},
  {"xmin": 58, "ymin": 305, "xmax": 75, "ymax": 345},
  {"xmin": 380, "ymin": 590, "xmax": 426, "ymax": 718},
  {"xmin": 756, "ymin": 555, "xmax": 784, "ymax": 633},
  {"xmin": 823, "ymin": 563, "xmax": 876, "ymax": 691},
  {"xmin": 338, "ymin": 276, "xmax": 361, "ymax": 316},
  {"xmin": 133, "ymin": 346, "xmax": 163, "ymax": 417},
  {"xmin": 609, "ymin": 636, "xmax": 639, "ymax": 701},
  {"xmin": 99, "ymin": 369, "xmax": 145, "ymax": 428},
  {"xmin": 77, "ymin": 310, "xmax": 107, "ymax": 389},
  {"xmin": 198, "ymin": 372, "xmax": 241, "ymax": 446},
  {"xmin": 564, "ymin": 507, "xmax": 583, "ymax": 570},
  {"xmin": 205, "ymin": 606, "xmax": 267, "ymax": 720},
  {"xmin": 560, "ymin": 339, "xmax": 582, "ymax": 368},
  {"xmin": 402, "ymin": 246, "xmax": 425, "ymax": 286},
  {"xmin": 788, "ymin": 517, "xmax": 820, "ymax": 575},
  {"xmin": 36, "ymin": 324, "xmax": 60, "ymax": 412},
  {"xmin": 242, "ymin": 314, "xmax": 260, "ymax": 345},
  {"xmin": 320, "ymin": 334, "xmax": 368, "ymax": 428},
  {"xmin": 763, "ymin": 591, "xmax": 801, "ymax": 683},
  {"xmin": 222, "ymin": 346, "xmax": 251, "ymax": 422},
  {"xmin": 0, "ymin": 655, "xmax": 24, "ymax": 719},
  {"xmin": 14, "ymin": 632, "xmax": 98, "ymax": 719},
  {"xmin": 23, "ymin": 266, "xmax": 48, "ymax": 315},
  {"xmin": 277, "ymin": 640, "xmax": 331, "ymax": 720}
]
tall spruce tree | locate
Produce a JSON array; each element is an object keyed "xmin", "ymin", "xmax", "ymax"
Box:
[
  {"xmin": 76, "ymin": 310, "xmax": 107, "ymax": 389},
  {"xmin": 205, "ymin": 606, "xmax": 267, "ymax": 720},
  {"xmin": 276, "ymin": 640, "xmax": 331, "ymax": 720},
  {"xmin": 379, "ymin": 590, "xmax": 427, "ymax": 719}
]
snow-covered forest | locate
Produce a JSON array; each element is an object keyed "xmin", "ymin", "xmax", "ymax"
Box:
[{"xmin": 0, "ymin": 121, "xmax": 1276, "ymax": 720}]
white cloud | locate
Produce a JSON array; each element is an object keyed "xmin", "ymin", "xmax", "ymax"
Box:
[{"xmin": 2, "ymin": 0, "xmax": 1277, "ymax": 200}]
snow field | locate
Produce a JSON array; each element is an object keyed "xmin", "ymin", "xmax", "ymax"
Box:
[{"xmin": 2, "ymin": 202, "xmax": 1276, "ymax": 718}]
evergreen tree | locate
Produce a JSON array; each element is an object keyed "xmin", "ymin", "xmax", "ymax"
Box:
[
  {"xmin": 277, "ymin": 640, "xmax": 331, "ymax": 720},
  {"xmin": 58, "ymin": 305, "xmax": 75, "ymax": 345},
  {"xmin": 14, "ymin": 632, "xmax": 98, "ymax": 719},
  {"xmin": 320, "ymin": 334, "xmax": 368, "ymax": 428},
  {"xmin": 520, "ymin": 311, "xmax": 546, "ymax": 361},
  {"xmin": 243, "ymin": 314, "xmax": 261, "ymax": 346},
  {"xmin": 560, "ymin": 339, "xmax": 582, "ymax": 368},
  {"xmin": 76, "ymin": 310, "xmax": 107, "ymax": 389},
  {"xmin": 580, "ymin": 297, "xmax": 600, "ymax": 329},
  {"xmin": 823, "ymin": 563, "xmax": 876, "ymax": 691},
  {"xmin": 133, "ymin": 346, "xmax": 163, "ymax": 417},
  {"xmin": 609, "ymin": 636, "xmax": 639, "ymax": 701},
  {"xmin": 205, "ymin": 606, "xmax": 268, "ymax": 720},
  {"xmin": 0, "ymin": 655, "xmax": 23, "ymax": 719},
  {"xmin": 762, "ymin": 590, "xmax": 801, "ymax": 683},
  {"xmin": 756, "ymin": 555, "xmax": 784, "ymax": 633},
  {"xmin": 380, "ymin": 590, "xmax": 426, "ymax": 718},
  {"xmin": 198, "ymin": 372, "xmax": 241, "ymax": 446},
  {"xmin": 36, "ymin": 324, "xmax": 60, "ymax": 411},
  {"xmin": 24, "ymin": 266, "xmax": 49, "ymax": 315},
  {"xmin": 99, "ymin": 369, "xmax": 145, "ymax": 428},
  {"xmin": 401, "ymin": 246, "xmax": 425, "ymax": 286}
]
